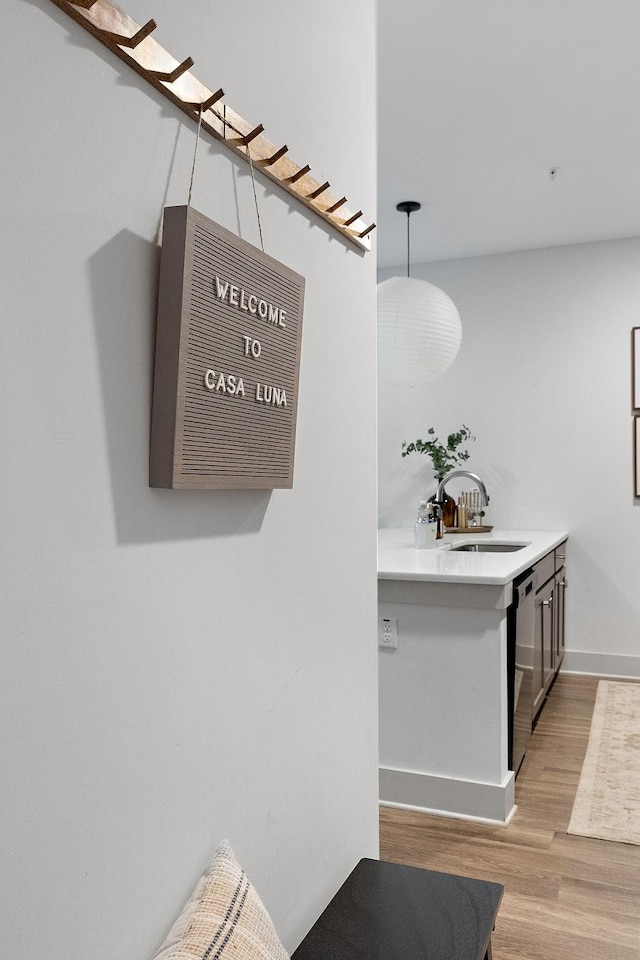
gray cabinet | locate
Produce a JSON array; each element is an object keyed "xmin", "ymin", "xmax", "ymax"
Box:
[
  {"xmin": 533, "ymin": 577, "xmax": 554, "ymax": 717},
  {"xmin": 532, "ymin": 541, "xmax": 567, "ymax": 720},
  {"xmin": 554, "ymin": 551, "xmax": 567, "ymax": 669}
]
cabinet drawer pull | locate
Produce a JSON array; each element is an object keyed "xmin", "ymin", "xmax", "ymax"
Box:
[{"xmin": 542, "ymin": 598, "xmax": 553, "ymax": 607}]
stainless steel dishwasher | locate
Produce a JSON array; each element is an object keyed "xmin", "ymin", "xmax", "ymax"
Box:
[{"xmin": 507, "ymin": 569, "xmax": 535, "ymax": 774}]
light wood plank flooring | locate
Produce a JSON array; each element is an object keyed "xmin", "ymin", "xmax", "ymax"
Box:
[{"xmin": 380, "ymin": 674, "xmax": 640, "ymax": 960}]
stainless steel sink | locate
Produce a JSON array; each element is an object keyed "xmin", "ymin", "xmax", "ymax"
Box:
[{"xmin": 449, "ymin": 542, "xmax": 528, "ymax": 553}]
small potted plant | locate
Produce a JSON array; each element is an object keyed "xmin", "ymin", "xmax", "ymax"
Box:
[{"xmin": 402, "ymin": 425, "xmax": 475, "ymax": 526}]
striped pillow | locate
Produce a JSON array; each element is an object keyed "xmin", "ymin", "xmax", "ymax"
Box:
[{"xmin": 152, "ymin": 840, "xmax": 289, "ymax": 960}]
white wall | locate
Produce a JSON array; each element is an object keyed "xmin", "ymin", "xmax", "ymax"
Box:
[
  {"xmin": 379, "ymin": 238, "xmax": 640, "ymax": 678},
  {"xmin": 0, "ymin": 3, "xmax": 378, "ymax": 957}
]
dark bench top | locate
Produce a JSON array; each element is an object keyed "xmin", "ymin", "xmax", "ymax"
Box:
[{"xmin": 291, "ymin": 857, "xmax": 504, "ymax": 960}]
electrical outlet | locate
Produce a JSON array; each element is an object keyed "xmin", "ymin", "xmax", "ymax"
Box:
[{"xmin": 378, "ymin": 616, "xmax": 398, "ymax": 649}]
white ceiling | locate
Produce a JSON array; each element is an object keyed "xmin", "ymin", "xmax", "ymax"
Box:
[{"xmin": 377, "ymin": 0, "xmax": 640, "ymax": 268}]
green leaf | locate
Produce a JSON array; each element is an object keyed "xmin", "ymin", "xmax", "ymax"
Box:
[{"xmin": 401, "ymin": 424, "xmax": 476, "ymax": 479}]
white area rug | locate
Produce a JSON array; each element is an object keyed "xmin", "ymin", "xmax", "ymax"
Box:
[{"xmin": 568, "ymin": 680, "xmax": 640, "ymax": 845}]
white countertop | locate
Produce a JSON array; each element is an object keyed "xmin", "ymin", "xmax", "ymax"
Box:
[{"xmin": 378, "ymin": 527, "xmax": 568, "ymax": 585}]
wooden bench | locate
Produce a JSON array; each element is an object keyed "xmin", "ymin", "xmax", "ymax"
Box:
[{"xmin": 292, "ymin": 858, "xmax": 504, "ymax": 960}]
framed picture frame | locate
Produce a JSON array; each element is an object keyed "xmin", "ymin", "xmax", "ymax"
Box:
[
  {"xmin": 633, "ymin": 327, "xmax": 640, "ymax": 410},
  {"xmin": 635, "ymin": 417, "xmax": 640, "ymax": 498}
]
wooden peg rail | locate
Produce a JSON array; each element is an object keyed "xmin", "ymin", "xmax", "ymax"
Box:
[{"xmin": 48, "ymin": 0, "xmax": 376, "ymax": 251}]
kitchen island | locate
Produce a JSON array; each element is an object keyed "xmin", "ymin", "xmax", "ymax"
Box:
[{"xmin": 378, "ymin": 527, "xmax": 568, "ymax": 824}]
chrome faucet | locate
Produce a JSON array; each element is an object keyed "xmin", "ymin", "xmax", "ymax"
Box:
[{"xmin": 435, "ymin": 470, "xmax": 490, "ymax": 507}]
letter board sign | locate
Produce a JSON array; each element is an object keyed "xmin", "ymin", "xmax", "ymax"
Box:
[{"xmin": 150, "ymin": 206, "xmax": 305, "ymax": 489}]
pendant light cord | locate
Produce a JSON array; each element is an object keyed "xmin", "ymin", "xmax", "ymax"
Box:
[
  {"xmin": 396, "ymin": 201, "xmax": 420, "ymax": 278},
  {"xmin": 406, "ymin": 209, "xmax": 411, "ymax": 278}
]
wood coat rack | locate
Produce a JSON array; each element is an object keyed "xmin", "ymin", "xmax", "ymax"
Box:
[{"xmin": 48, "ymin": 0, "xmax": 376, "ymax": 251}]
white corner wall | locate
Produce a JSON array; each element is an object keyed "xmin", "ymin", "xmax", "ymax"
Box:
[
  {"xmin": 379, "ymin": 238, "xmax": 640, "ymax": 678},
  {"xmin": 0, "ymin": 3, "xmax": 378, "ymax": 957}
]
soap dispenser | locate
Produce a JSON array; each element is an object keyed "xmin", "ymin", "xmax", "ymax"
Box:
[{"xmin": 415, "ymin": 499, "xmax": 438, "ymax": 549}]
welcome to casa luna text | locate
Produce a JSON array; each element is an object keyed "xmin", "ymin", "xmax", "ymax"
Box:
[{"xmin": 203, "ymin": 275, "xmax": 290, "ymax": 409}]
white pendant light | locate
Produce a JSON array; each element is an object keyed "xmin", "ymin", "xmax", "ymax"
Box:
[{"xmin": 378, "ymin": 201, "xmax": 461, "ymax": 384}]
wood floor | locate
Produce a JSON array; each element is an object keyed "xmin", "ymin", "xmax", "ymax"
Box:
[{"xmin": 379, "ymin": 674, "xmax": 640, "ymax": 960}]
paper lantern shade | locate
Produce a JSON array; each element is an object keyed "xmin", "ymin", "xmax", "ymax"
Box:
[{"xmin": 377, "ymin": 275, "xmax": 462, "ymax": 384}]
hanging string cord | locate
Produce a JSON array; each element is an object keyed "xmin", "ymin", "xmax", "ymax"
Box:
[
  {"xmin": 246, "ymin": 142, "xmax": 265, "ymax": 253},
  {"xmin": 406, "ymin": 210, "xmax": 411, "ymax": 278},
  {"xmin": 187, "ymin": 99, "xmax": 264, "ymax": 251},
  {"xmin": 188, "ymin": 103, "xmax": 204, "ymax": 206},
  {"xmin": 219, "ymin": 103, "xmax": 264, "ymax": 251}
]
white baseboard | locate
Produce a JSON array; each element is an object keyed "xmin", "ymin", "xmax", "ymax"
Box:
[
  {"xmin": 561, "ymin": 651, "xmax": 640, "ymax": 679},
  {"xmin": 379, "ymin": 766, "xmax": 516, "ymax": 824},
  {"xmin": 379, "ymin": 798, "xmax": 518, "ymax": 828}
]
